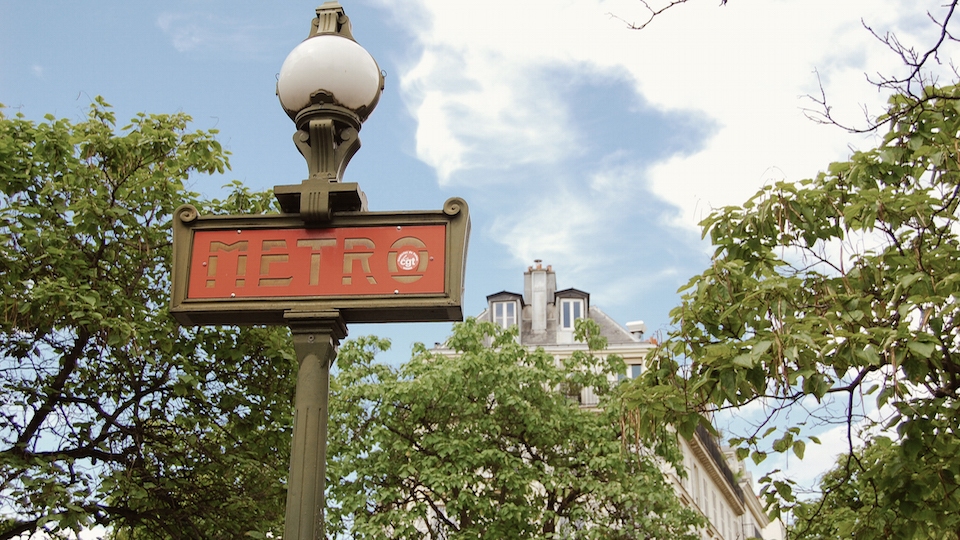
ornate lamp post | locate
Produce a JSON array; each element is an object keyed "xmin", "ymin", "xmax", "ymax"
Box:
[
  {"xmin": 275, "ymin": 1, "xmax": 383, "ymax": 223},
  {"xmin": 169, "ymin": 4, "xmax": 468, "ymax": 539},
  {"xmin": 274, "ymin": 4, "xmax": 383, "ymax": 538}
]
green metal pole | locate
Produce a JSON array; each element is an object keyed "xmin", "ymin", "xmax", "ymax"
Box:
[{"xmin": 283, "ymin": 311, "xmax": 347, "ymax": 540}]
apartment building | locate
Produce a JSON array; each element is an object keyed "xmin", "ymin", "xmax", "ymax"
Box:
[{"xmin": 468, "ymin": 261, "xmax": 784, "ymax": 540}]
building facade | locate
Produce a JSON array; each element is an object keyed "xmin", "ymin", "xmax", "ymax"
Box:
[{"xmin": 466, "ymin": 261, "xmax": 784, "ymax": 540}]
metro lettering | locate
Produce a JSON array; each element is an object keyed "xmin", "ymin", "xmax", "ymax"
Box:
[{"xmin": 188, "ymin": 225, "xmax": 446, "ymax": 299}]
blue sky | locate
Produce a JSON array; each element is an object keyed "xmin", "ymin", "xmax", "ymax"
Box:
[{"xmin": 3, "ymin": 0, "xmax": 957, "ymax": 490}]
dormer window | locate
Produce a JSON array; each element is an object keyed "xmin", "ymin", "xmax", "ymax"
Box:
[
  {"xmin": 559, "ymin": 298, "xmax": 583, "ymax": 330},
  {"xmin": 492, "ymin": 301, "xmax": 518, "ymax": 329}
]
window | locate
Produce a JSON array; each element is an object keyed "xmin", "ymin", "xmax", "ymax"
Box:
[
  {"xmin": 620, "ymin": 364, "xmax": 642, "ymax": 382},
  {"xmin": 492, "ymin": 301, "xmax": 517, "ymax": 329},
  {"xmin": 693, "ymin": 465, "xmax": 700, "ymax": 503},
  {"xmin": 559, "ymin": 298, "xmax": 583, "ymax": 330}
]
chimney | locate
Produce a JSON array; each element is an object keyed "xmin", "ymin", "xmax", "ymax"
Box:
[
  {"xmin": 524, "ymin": 260, "xmax": 555, "ymax": 333},
  {"xmin": 626, "ymin": 320, "xmax": 647, "ymax": 341}
]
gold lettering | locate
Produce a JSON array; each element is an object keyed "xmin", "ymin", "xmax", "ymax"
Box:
[
  {"xmin": 344, "ymin": 238, "xmax": 375, "ymax": 250},
  {"xmin": 343, "ymin": 238, "xmax": 377, "ymax": 285},
  {"xmin": 206, "ymin": 256, "xmax": 218, "ymax": 288},
  {"xmin": 297, "ymin": 239, "xmax": 337, "ymax": 286},
  {"xmin": 206, "ymin": 241, "xmax": 249, "ymax": 288},
  {"xmin": 210, "ymin": 241, "xmax": 250, "ymax": 252},
  {"xmin": 259, "ymin": 240, "xmax": 292, "ymax": 287},
  {"xmin": 236, "ymin": 255, "xmax": 247, "ymax": 287}
]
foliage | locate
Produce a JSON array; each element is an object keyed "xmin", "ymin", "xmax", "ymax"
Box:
[
  {"xmin": 792, "ymin": 436, "xmax": 960, "ymax": 539},
  {"xmin": 0, "ymin": 100, "xmax": 293, "ymax": 539},
  {"xmin": 622, "ymin": 84, "xmax": 960, "ymax": 538},
  {"xmin": 326, "ymin": 318, "xmax": 704, "ymax": 539}
]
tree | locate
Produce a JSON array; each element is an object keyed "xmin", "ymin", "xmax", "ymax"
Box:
[
  {"xmin": 791, "ymin": 436, "xmax": 960, "ymax": 539},
  {"xmin": 623, "ymin": 84, "xmax": 960, "ymax": 538},
  {"xmin": 0, "ymin": 100, "xmax": 294, "ymax": 539},
  {"xmin": 325, "ymin": 319, "xmax": 704, "ymax": 539}
]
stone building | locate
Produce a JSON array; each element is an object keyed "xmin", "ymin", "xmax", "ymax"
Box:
[{"xmin": 467, "ymin": 261, "xmax": 784, "ymax": 540}]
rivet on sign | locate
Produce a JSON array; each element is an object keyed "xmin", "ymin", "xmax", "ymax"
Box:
[
  {"xmin": 308, "ymin": 335, "xmax": 315, "ymax": 343},
  {"xmin": 202, "ymin": 262, "xmax": 207, "ymax": 266},
  {"xmin": 397, "ymin": 226, "xmax": 402, "ymax": 230},
  {"xmin": 394, "ymin": 290, "xmax": 399, "ymax": 294},
  {"xmin": 237, "ymin": 230, "xmax": 242, "ymax": 234},
  {"xmin": 230, "ymin": 292, "xmax": 236, "ymax": 298},
  {"xmin": 429, "ymin": 257, "xmax": 434, "ymax": 261}
]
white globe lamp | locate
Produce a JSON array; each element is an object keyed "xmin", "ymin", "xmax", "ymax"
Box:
[{"xmin": 273, "ymin": 2, "xmax": 384, "ymax": 222}]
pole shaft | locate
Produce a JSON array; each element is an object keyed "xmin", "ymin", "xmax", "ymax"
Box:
[{"xmin": 284, "ymin": 313, "xmax": 346, "ymax": 540}]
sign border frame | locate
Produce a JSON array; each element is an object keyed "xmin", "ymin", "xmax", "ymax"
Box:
[{"xmin": 170, "ymin": 197, "xmax": 470, "ymax": 326}]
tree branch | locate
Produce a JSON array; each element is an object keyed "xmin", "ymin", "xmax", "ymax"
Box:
[
  {"xmin": 14, "ymin": 328, "xmax": 91, "ymax": 451},
  {"xmin": 804, "ymin": 1, "xmax": 960, "ymax": 133}
]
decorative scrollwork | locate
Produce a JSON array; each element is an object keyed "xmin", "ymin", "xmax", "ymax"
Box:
[
  {"xmin": 443, "ymin": 197, "xmax": 467, "ymax": 216},
  {"xmin": 176, "ymin": 205, "xmax": 199, "ymax": 223}
]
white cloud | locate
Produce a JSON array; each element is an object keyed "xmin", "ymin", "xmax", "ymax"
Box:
[
  {"xmin": 489, "ymin": 184, "xmax": 606, "ymax": 268},
  {"xmin": 156, "ymin": 12, "xmax": 277, "ymax": 57},
  {"xmin": 79, "ymin": 526, "xmax": 107, "ymax": 539},
  {"xmin": 157, "ymin": 13, "xmax": 207, "ymax": 52},
  {"xmin": 391, "ymin": 0, "xmax": 649, "ymax": 186},
  {"xmin": 371, "ymin": 0, "xmax": 960, "ymax": 330},
  {"xmin": 379, "ymin": 0, "xmax": 960, "ymax": 234}
]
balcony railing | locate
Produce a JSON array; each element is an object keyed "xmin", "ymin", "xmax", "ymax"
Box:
[{"xmin": 695, "ymin": 423, "xmax": 745, "ymax": 503}]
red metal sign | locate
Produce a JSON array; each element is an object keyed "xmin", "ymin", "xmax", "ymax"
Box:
[
  {"xmin": 170, "ymin": 199, "xmax": 469, "ymax": 325},
  {"xmin": 188, "ymin": 225, "xmax": 446, "ymax": 299}
]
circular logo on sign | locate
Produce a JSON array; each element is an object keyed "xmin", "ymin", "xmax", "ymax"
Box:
[
  {"xmin": 396, "ymin": 250, "xmax": 420, "ymax": 271},
  {"xmin": 389, "ymin": 237, "xmax": 428, "ymax": 284}
]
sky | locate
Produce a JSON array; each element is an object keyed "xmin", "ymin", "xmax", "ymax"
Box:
[{"xmin": 2, "ymin": 0, "xmax": 958, "ymax": 498}]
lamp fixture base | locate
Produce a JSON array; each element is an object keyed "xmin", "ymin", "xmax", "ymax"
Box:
[{"xmin": 274, "ymin": 180, "xmax": 367, "ymax": 223}]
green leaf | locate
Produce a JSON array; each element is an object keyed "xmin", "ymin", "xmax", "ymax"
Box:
[
  {"xmin": 907, "ymin": 340, "xmax": 936, "ymax": 358},
  {"xmin": 731, "ymin": 353, "xmax": 755, "ymax": 368},
  {"xmin": 792, "ymin": 440, "xmax": 806, "ymax": 460}
]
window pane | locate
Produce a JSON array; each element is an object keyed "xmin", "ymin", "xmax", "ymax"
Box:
[
  {"xmin": 561, "ymin": 299, "xmax": 583, "ymax": 329},
  {"xmin": 493, "ymin": 302, "xmax": 517, "ymax": 328},
  {"xmin": 631, "ymin": 365, "xmax": 642, "ymax": 378}
]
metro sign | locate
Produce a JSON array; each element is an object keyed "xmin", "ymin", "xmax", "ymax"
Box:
[
  {"xmin": 189, "ymin": 225, "xmax": 446, "ymax": 298},
  {"xmin": 170, "ymin": 198, "xmax": 470, "ymax": 326}
]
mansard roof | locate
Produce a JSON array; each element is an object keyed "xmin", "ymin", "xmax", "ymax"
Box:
[
  {"xmin": 554, "ymin": 287, "xmax": 589, "ymax": 299},
  {"xmin": 486, "ymin": 290, "xmax": 524, "ymax": 304}
]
